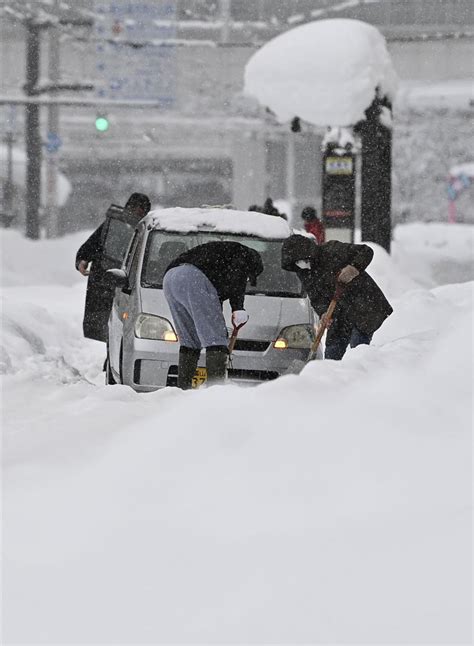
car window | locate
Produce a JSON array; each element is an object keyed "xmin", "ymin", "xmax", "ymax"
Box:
[
  {"xmin": 103, "ymin": 217, "xmax": 135, "ymax": 264},
  {"xmin": 141, "ymin": 231, "xmax": 303, "ymax": 297}
]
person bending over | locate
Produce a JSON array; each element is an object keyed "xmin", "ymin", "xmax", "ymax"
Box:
[
  {"xmin": 282, "ymin": 234, "xmax": 392, "ymax": 360},
  {"xmin": 163, "ymin": 241, "xmax": 263, "ymax": 388}
]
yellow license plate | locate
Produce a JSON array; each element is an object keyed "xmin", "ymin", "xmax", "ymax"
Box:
[{"xmin": 192, "ymin": 367, "xmax": 207, "ymax": 388}]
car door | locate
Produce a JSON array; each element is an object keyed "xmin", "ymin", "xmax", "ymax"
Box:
[{"xmin": 108, "ymin": 231, "xmax": 140, "ymax": 376}]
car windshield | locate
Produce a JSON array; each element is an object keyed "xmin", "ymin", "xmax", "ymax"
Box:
[{"xmin": 141, "ymin": 231, "xmax": 302, "ymax": 297}]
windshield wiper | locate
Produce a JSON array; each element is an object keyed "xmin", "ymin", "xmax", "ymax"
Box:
[{"xmin": 247, "ymin": 290, "xmax": 301, "ymax": 298}]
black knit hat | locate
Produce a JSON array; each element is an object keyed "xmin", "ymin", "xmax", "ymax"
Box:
[
  {"xmin": 301, "ymin": 206, "xmax": 317, "ymax": 221},
  {"xmin": 125, "ymin": 193, "xmax": 151, "ymax": 214},
  {"xmin": 281, "ymin": 234, "xmax": 318, "ymax": 272}
]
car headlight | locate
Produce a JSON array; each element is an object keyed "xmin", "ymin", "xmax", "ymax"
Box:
[
  {"xmin": 273, "ymin": 324, "xmax": 314, "ymax": 350},
  {"xmin": 134, "ymin": 314, "xmax": 178, "ymax": 341}
]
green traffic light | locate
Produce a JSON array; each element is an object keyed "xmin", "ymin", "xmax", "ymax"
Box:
[{"xmin": 95, "ymin": 116, "xmax": 109, "ymax": 132}]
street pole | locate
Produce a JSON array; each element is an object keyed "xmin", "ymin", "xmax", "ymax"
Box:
[
  {"xmin": 46, "ymin": 0, "xmax": 60, "ymax": 238},
  {"xmin": 355, "ymin": 95, "xmax": 393, "ymax": 253},
  {"xmin": 220, "ymin": 0, "xmax": 231, "ymax": 44},
  {"xmin": 4, "ymin": 130, "xmax": 15, "ymax": 218},
  {"xmin": 286, "ymin": 131, "xmax": 295, "ymax": 224},
  {"xmin": 24, "ymin": 20, "xmax": 42, "ymax": 240}
]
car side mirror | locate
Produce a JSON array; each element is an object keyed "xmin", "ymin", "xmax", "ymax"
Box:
[{"xmin": 106, "ymin": 268, "xmax": 128, "ymax": 288}]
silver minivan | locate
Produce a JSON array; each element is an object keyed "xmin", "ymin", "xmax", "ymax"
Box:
[{"xmin": 106, "ymin": 208, "xmax": 321, "ymax": 391}]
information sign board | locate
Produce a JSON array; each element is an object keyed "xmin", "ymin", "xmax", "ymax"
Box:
[{"xmin": 94, "ymin": 1, "xmax": 177, "ymax": 105}]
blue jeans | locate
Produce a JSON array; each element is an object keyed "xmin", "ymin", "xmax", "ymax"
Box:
[
  {"xmin": 163, "ymin": 265, "xmax": 228, "ymax": 349},
  {"xmin": 325, "ymin": 319, "xmax": 373, "ymax": 360}
]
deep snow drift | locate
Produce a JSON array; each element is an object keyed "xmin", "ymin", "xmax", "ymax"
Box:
[
  {"xmin": 1, "ymin": 224, "xmax": 472, "ymax": 643},
  {"xmin": 244, "ymin": 18, "xmax": 398, "ymax": 126}
]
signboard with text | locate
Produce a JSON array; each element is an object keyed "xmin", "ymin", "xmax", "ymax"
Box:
[
  {"xmin": 94, "ymin": 1, "xmax": 177, "ymax": 105},
  {"xmin": 322, "ymin": 150, "xmax": 355, "ymax": 241}
]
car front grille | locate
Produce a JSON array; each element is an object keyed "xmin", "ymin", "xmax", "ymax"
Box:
[
  {"xmin": 227, "ymin": 369, "xmax": 279, "ymax": 382},
  {"xmin": 166, "ymin": 365, "xmax": 279, "ymax": 387},
  {"xmin": 233, "ymin": 339, "xmax": 270, "ymax": 352}
]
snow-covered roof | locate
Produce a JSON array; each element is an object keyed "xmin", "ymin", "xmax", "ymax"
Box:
[
  {"xmin": 146, "ymin": 207, "xmax": 291, "ymax": 239},
  {"xmin": 449, "ymin": 162, "xmax": 474, "ymax": 178},
  {"xmin": 244, "ymin": 18, "xmax": 398, "ymax": 127}
]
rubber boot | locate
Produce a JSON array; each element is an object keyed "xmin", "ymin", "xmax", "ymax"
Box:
[
  {"xmin": 206, "ymin": 345, "xmax": 228, "ymax": 386},
  {"xmin": 178, "ymin": 346, "xmax": 200, "ymax": 390}
]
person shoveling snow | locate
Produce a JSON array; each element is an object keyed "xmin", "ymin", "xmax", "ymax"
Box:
[
  {"xmin": 282, "ymin": 234, "xmax": 392, "ymax": 359},
  {"xmin": 163, "ymin": 241, "xmax": 263, "ymax": 388}
]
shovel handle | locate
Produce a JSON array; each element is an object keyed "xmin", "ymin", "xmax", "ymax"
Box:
[
  {"xmin": 310, "ymin": 283, "xmax": 345, "ymax": 356},
  {"xmin": 228, "ymin": 326, "xmax": 242, "ymax": 355}
]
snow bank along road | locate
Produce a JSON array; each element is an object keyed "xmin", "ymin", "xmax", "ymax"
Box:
[{"xmin": 1, "ymin": 225, "xmax": 472, "ymax": 643}]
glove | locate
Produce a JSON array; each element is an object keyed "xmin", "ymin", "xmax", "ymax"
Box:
[
  {"xmin": 232, "ymin": 310, "xmax": 249, "ymax": 329},
  {"xmin": 338, "ymin": 265, "xmax": 359, "ymax": 284},
  {"xmin": 295, "ymin": 259, "xmax": 311, "ymax": 270},
  {"xmin": 77, "ymin": 260, "xmax": 90, "ymax": 276}
]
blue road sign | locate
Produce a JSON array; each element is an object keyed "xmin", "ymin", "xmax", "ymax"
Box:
[{"xmin": 45, "ymin": 132, "xmax": 62, "ymax": 153}]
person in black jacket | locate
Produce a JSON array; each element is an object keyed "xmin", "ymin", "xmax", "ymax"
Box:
[
  {"xmin": 163, "ymin": 241, "xmax": 263, "ymax": 388},
  {"xmin": 282, "ymin": 234, "xmax": 392, "ymax": 360},
  {"xmin": 76, "ymin": 193, "xmax": 151, "ymax": 342}
]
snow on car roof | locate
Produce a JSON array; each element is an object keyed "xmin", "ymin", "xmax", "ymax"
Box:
[
  {"xmin": 244, "ymin": 18, "xmax": 398, "ymax": 127},
  {"xmin": 146, "ymin": 207, "xmax": 291, "ymax": 239}
]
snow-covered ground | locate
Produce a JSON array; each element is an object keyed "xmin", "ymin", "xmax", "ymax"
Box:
[{"xmin": 1, "ymin": 224, "xmax": 472, "ymax": 643}]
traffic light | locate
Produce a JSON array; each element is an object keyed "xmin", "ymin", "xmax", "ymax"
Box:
[{"xmin": 95, "ymin": 114, "xmax": 109, "ymax": 132}]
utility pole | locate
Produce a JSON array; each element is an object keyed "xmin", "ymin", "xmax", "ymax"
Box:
[
  {"xmin": 24, "ymin": 20, "xmax": 43, "ymax": 240},
  {"xmin": 3, "ymin": 130, "xmax": 15, "ymax": 218},
  {"xmin": 46, "ymin": 0, "xmax": 60, "ymax": 238},
  {"xmin": 286, "ymin": 131, "xmax": 296, "ymax": 223},
  {"xmin": 220, "ymin": 0, "xmax": 231, "ymax": 44},
  {"xmin": 13, "ymin": 6, "xmax": 93, "ymax": 240},
  {"xmin": 355, "ymin": 95, "xmax": 393, "ymax": 253}
]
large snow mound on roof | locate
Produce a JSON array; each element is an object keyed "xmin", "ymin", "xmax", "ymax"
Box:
[
  {"xmin": 148, "ymin": 207, "xmax": 290, "ymax": 238},
  {"xmin": 244, "ymin": 19, "xmax": 398, "ymax": 127}
]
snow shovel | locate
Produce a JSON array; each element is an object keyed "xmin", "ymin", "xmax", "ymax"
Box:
[
  {"xmin": 225, "ymin": 325, "xmax": 243, "ymax": 379},
  {"xmin": 310, "ymin": 284, "xmax": 345, "ymax": 357},
  {"xmin": 228, "ymin": 324, "xmax": 242, "ymax": 356}
]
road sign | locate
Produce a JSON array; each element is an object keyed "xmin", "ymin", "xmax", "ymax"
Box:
[
  {"xmin": 325, "ymin": 156, "xmax": 353, "ymax": 175},
  {"xmin": 322, "ymin": 149, "xmax": 356, "ymax": 243},
  {"xmin": 94, "ymin": 1, "xmax": 177, "ymax": 105},
  {"xmin": 45, "ymin": 132, "xmax": 62, "ymax": 153}
]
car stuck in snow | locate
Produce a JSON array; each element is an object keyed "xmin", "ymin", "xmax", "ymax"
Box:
[{"xmin": 106, "ymin": 207, "xmax": 321, "ymax": 391}]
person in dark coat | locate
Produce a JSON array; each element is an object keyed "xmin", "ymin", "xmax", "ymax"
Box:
[
  {"xmin": 163, "ymin": 241, "xmax": 263, "ymax": 389},
  {"xmin": 281, "ymin": 234, "xmax": 392, "ymax": 360},
  {"xmin": 76, "ymin": 193, "xmax": 151, "ymax": 342},
  {"xmin": 301, "ymin": 205, "xmax": 325, "ymax": 245}
]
